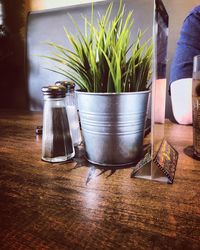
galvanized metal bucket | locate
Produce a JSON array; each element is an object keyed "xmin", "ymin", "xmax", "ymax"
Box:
[{"xmin": 76, "ymin": 90, "xmax": 150, "ymax": 166}]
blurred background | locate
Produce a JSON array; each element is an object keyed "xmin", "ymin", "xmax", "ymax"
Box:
[{"xmin": 0, "ymin": 0, "xmax": 199, "ymax": 119}]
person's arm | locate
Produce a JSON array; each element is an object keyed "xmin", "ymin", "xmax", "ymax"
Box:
[{"xmin": 171, "ymin": 78, "xmax": 192, "ymax": 125}]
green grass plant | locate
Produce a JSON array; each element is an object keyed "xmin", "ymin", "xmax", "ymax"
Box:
[{"xmin": 43, "ymin": 0, "xmax": 152, "ymax": 93}]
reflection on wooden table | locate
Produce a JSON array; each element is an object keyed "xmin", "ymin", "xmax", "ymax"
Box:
[{"xmin": 0, "ymin": 110, "xmax": 200, "ymax": 250}]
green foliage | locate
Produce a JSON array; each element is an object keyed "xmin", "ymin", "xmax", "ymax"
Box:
[{"xmin": 43, "ymin": 0, "xmax": 152, "ymax": 93}]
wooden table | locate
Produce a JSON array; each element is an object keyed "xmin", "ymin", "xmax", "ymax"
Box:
[{"xmin": 0, "ymin": 110, "xmax": 200, "ymax": 250}]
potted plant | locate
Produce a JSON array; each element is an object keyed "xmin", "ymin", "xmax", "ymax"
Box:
[{"xmin": 44, "ymin": 0, "xmax": 153, "ymax": 166}]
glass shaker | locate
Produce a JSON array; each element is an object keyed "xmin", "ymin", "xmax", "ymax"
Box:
[
  {"xmin": 41, "ymin": 85, "xmax": 75, "ymax": 162},
  {"xmin": 56, "ymin": 81, "xmax": 81, "ymax": 146}
]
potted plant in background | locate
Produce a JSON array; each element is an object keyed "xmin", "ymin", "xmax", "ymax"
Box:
[{"xmin": 43, "ymin": 0, "xmax": 153, "ymax": 166}]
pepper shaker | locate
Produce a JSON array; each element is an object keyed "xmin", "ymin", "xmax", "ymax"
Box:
[
  {"xmin": 41, "ymin": 85, "xmax": 75, "ymax": 162},
  {"xmin": 56, "ymin": 81, "xmax": 82, "ymax": 146}
]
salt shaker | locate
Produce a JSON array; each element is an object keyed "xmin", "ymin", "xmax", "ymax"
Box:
[
  {"xmin": 41, "ymin": 85, "xmax": 75, "ymax": 162},
  {"xmin": 55, "ymin": 81, "xmax": 81, "ymax": 146}
]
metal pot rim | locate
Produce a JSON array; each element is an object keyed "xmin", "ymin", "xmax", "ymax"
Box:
[{"xmin": 76, "ymin": 89, "xmax": 150, "ymax": 96}]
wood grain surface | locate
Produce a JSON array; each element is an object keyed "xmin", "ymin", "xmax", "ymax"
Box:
[{"xmin": 0, "ymin": 110, "xmax": 200, "ymax": 250}]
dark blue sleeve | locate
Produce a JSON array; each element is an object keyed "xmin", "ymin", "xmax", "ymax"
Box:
[{"xmin": 170, "ymin": 6, "xmax": 200, "ymax": 85}]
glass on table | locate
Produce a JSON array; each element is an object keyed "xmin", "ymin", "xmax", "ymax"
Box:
[{"xmin": 192, "ymin": 55, "xmax": 200, "ymax": 158}]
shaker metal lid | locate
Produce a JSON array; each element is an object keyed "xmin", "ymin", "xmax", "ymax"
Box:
[
  {"xmin": 55, "ymin": 81, "xmax": 75, "ymax": 92},
  {"xmin": 41, "ymin": 85, "xmax": 66, "ymax": 98}
]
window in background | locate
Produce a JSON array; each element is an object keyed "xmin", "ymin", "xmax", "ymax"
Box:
[
  {"xmin": 0, "ymin": 1, "xmax": 12, "ymax": 59},
  {"xmin": 30, "ymin": 0, "xmax": 105, "ymax": 11}
]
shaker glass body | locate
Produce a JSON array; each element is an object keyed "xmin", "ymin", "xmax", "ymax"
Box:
[
  {"xmin": 65, "ymin": 91, "xmax": 82, "ymax": 146},
  {"xmin": 42, "ymin": 96, "xmax": 75, "ymax": 162},
  {"xmin": 192, "ymin": 55, "xmax": 200, "ymax": 158}
]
